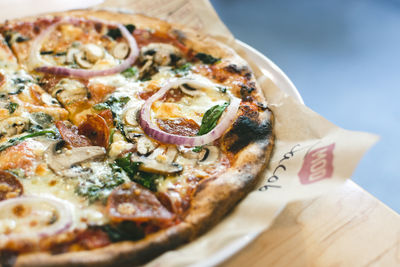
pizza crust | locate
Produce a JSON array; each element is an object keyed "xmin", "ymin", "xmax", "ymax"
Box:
[{"xmin": 1, "ymin": 9, "xmax": 275, "ymax": 266}]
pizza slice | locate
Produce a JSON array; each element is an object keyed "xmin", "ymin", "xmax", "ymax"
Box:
[{"xmin": 0, "ymin": 10, "xmax": 274, "ymax": 266}]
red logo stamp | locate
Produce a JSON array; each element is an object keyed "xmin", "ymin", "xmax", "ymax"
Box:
[{"xmin": 298, "ymin": 143, "xmax": 335, "ymax": 184}]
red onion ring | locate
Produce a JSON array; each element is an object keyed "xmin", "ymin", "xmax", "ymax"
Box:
[
  {"xmin": 30, "ymin": 17, "xmax": 138, "ymax": 78},
  {"xmin": 0, "ymin": 196, "xmax": 73, "ymax": 243},
  {"xmin": 139, "ymin": 78, "xmax": 241, "ymax": 146}
]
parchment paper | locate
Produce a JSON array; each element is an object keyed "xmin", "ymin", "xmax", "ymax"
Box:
[{"xmin": 98, "ymin": 0, "xmax": 380, "ymax": 266}]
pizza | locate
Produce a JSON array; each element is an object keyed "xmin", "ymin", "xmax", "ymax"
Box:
[{"xmin": 0, "ymin": 9, "xmax": 274, "ymax": 266}]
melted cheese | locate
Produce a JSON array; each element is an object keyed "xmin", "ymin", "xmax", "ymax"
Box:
[{"xmin": 0, "ymin": 26, "xmax": 235, "ymax": 249}]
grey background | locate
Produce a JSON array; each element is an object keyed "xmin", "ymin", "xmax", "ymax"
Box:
[{"xmin": 212, "ymin": 0, "xmax": 400, "ymax": 212}]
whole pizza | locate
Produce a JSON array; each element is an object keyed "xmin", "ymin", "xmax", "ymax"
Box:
[{"xmin": 0, "ymin": 9, "xmax": 274, "ymax": 266}]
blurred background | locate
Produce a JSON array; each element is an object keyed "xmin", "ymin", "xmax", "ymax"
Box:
[{"xmin": 212, "ymin": 0, "xmax": 400, "ymax": 212}]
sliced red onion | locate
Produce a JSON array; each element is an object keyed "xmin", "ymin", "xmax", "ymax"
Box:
[
  {"xmin": 0, "ymin": 196, "xmax": 73, "ymax": 243},
  {"xmin": 139, "ymin": 78, "xmax": 241, "ymax": 146},
  {"xmin": 30, "ymin": 17, "xmax": 138, "ymax": 78}
]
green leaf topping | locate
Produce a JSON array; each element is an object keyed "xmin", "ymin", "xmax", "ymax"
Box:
[
  {"xmin": 7, "ymin": 102, "xmax": 18, "ymax": 114},
  {"xmin": 107, "ymin": 24, "xmax": 136, "ymax": 40},
  {"xmin": 121, "ymin": 67, "xmax": 138, "ymax": 78},
  {"xmin": 93, "ymin": 95, "xmax": 130, "ymax": 133},
  {"xmin": 195, "ymin": 53, "xmax": 220, "ymax": 64},
  {"xmin": 75, "ymin": 163, "xmax": 125, "ymax": 203},
  {"xmin": 114, "ymin": 153, "xmax": 162, "ymax": 191},
  {"xmin": 173, "ymin": 63, "xmax": 192, "ymax": 74},
  {"xmin": 197, "ymin": 102, "xmax": 229, "ymax": 136},
  {"xmin": 0, "ymin": 130, "xmax": 57, "ymax": 152},
  {"xmin": 192, "ymin": 146, "xmax": 203, "ymax": 152},
  {"xmin": 99, "ymin": 221, "xmax": 144, "ymax": 242}
]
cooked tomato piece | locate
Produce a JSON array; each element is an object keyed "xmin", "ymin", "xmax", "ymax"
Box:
[
  {"xmin": 107, "ymin": 182, "xmax": 174, "ymax": 227},
  {"xmin": 56, "ymin": 121, "xmax": 92, "ymax": 147},
  {"xmin": 78, "ymin": 114, "xmax": 110, "ymax": 148},
  {"xmin": 157, "ymin": 118, "xmax": 199, "ymax": 136},
  {"xmin": 0, "ymin": 171, "xmax": 23, "ymax": 201}
]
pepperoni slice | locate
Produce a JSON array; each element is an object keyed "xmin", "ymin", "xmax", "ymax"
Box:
[
  {"xmin": 138, "ymin": 90, "xmax": 155, "ymax": 100},
  {"xmin": 77, "ymin": 228, "xmax": 111, "ymax": 250},
  {"xmin": 162, "ymin": 88, "xmax": 184, "ymax": 102},
  {"xmin": 78, "ymin": 114, "xmax": 110, "ymax": 148},
  {"xmin": 0, "ymin": 171, "xmax": 23, "ymax": 201},
  {"xmin": 107, "ymin": 182, "xmax": 174, "ymax": 226},
  {"xmin": 156, "ymin": 191, "xmax": 186, "ymax": 216},
  {"xmin": 98, "ymin": 109, "xmax": 114, "ymax": 127},
  {"xmin": 0, "ymin": 73, "xmax": 6, "ymax": 88},
  {"xmin": 56, "ymin": 121, "xmax": 92, "ymax": 148},
  {"xmin": 157, "ymin": 118, "xmax": 200, "ymax": 136}
]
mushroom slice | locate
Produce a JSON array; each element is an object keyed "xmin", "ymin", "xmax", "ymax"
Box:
[
  {"xmin": 136, "ymin": 136, "xmax": 157, "ymax": 155},
  {"xmin": 140, "ymin": 43, "xmax": 183, "ymax": 66},
  {"xmin": 177, "ymin": 146, "xmax": 200, "ymax": 159},
  {"xmin": 112, "ymin": 42, "xmax": 129, "ymax": 59},
  {"xmin": 66, "ymin": 47, "xmax": 80, "ymax": 64},
  {"xmin": 148, "ymin": 146, "xmax": 177, "ymax": 165},
  {"xmin": 74, "ymin": 51, "xmax": 93, "ymax": 69},
  {"xmin": 131, "ymin": 154, "xmax": 182, "ymax": 175},
  {"xmin": 83, "ymin": 44, "xmax": 104, "ymax": 63},
  {"xmin": 164, "ymin": 146, "xmax": 178, "ymax": 164},
  {"xmin": 179, "ymin": 83, "xmax": 200, "ymax": 96},
  {"xmin": 46, "ymin": 141, "xmax": 106, "ymax": 176},
  {"xmin": 52, "ymin": 79, "xmax": 87, "ymax": 106},
  {"xmin": 198, "ymin": 146, "xmax": 219, "ymax": 165},
  {"xmin": 0, "ymin": 116, "xmax": 30, "ymax": 138},
  {"xmin": 124, "ymin": 107, "xmax": 139, "ymax": 126}
]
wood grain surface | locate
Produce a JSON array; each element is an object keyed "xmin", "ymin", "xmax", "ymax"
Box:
[{"xmin": 220, "ymin": 180, "xmax": 400, "ymax": 267}]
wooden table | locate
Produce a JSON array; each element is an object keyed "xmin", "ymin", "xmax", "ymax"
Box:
[{"xmin": 221, "ymin": 180, "xmax": 400, "ymax": 267}]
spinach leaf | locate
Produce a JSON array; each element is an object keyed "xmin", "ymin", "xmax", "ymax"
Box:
[
  {"xmin": 115, "ymin": 153, "xmax": 141, "ymax": 177},
  {"xmin": 125, "ymin": 24, "xmax": 136, "ymax": 33},
  {"xmin": 16, "ymin": 35, "xmax": 30, "ymax": 43},
  {"xmin": 40, "ymin": 51, "xmax": 53, "ymax": 55},
  {"xmin": 92, "ymin": 103, "xmax": 109, "ymax": 111},
  {"xmin": 173, "ymin": 63, "xmax": 192, "ymax": 74},
  {"xmin": 107, "ymin": 28, "xmax": 122, "ymax": 39},
  {"xmin": 114, "ymin": 153, "xmax": 162, "ymax": 191},
  {"xmin": 0, "ymin": 130, "xmax": 57, "ymax": 152},
  {"xmin": 217, "ymin": 86, "xmax": 227, "ymax": 93},
  {"xmin": 133, "ymin": 172, "xmax": 161, "ymax": 192},
  {"xmin": 192, "ymin": 146, "xmax": 203, "ymax": 152},
  {"xmin": 75, "ymin": 163, "xmax": 125, "ymax": 203},
  {"xmin": 121, "ymin": 67, "xmax": 138, "ymax": 78},
  {"xmin": 30, "ymin": 112, "xmax": 54, "ymax": 129},
  {"xmin": 99, "ymin": 221, "xmax": 144, "ymax": 242},
  {"xmin": 107, "ymin": 24, "xmax": 136, "ymax": 39},
  {"xmin": 197, "ymin": 102, "xmax": 229, "ymax": 135},
  {"xmin": 195, "ymin": 53, "xmax": 220, "ymax": 65},
  {"xmin": 7, "ymin": 102, "xmax": 18, "ymax": 114},
  {"xmin": 9, "ymin": 76, "xmax": 32, "ymax": 95},
  {"xmin": 93, "ymin": 95, "xmax": 130, "ymax": 132}
]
